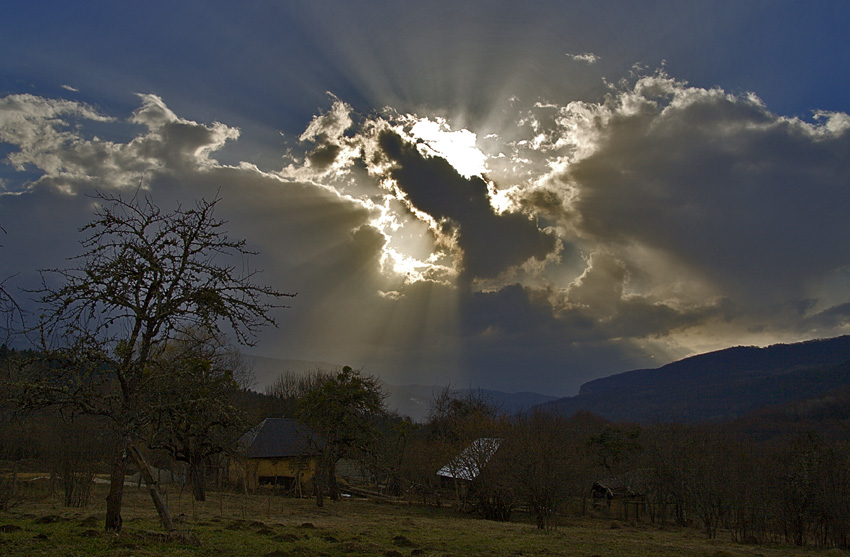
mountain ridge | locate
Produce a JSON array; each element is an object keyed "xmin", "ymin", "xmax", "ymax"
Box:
[{"xmin": 543, "ymin": 335, "xmax": 850, "ymax": 424}]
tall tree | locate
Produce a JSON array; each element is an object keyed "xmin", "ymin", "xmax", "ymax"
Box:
[
  {"xmin": 25, "ymin": 192, "xmax": 290, "ymax": 532},
  {"xmin": 426, "ymin": 388, "xmax": 502, "ymax": 510},
  {"xmin": 0, "ymin": 224, "xmax": 23, "ymax": 344},
  {"xmin": 297, "ymin": 366, "xmax": 387, "ymax": 506},
  {"xmin": 146, "ymin": 329, "xmax": 250, "ymax": 502},
  {"xmin": 504, "ymin": 409, "xmax": 577, "ymax": 529}
]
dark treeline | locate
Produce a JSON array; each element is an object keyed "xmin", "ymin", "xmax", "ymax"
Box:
[
  {"xmin": 427, "ymin": 399, "xmax": 850, "ymax": 549},
  {"xmin": 257, "ymin": 378, "xmax": 850, "ymax": 548},
  {"xmin": 4, "ymin": 342, "xmax": 850, "ymax": 550}
]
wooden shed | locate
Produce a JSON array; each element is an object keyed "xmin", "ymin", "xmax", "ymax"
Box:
[
  {"xmin": 591, "ymin": 475, "xmax": 646, "ymax": 521},
  {"xmin": 231, "ymin": 418, "xmax": 322, "ymax": 496}
]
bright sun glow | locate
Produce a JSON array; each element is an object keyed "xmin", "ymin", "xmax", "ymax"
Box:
[{"xmin": 406, "ymin": 117, "xmax": 488, "ymax": 179}]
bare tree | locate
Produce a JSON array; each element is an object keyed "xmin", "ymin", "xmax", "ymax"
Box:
[
  {"xmin": 23, "ymin": 192, "xmax": 291, "ymax": 532},
  {"xmin": 504, "ymin": 409, "xmax": 577, "ymax": 529},
  {"xmin": 265, "ymin": 369, "xmax": 331, "ymax": 417},
  {"xmin": 297, "ymin": 366, "xmax": 387, "ymax": 507},
  {"xmin": 146, "ymin": 329, "xmax": 250, "ymax": 502},
  {"xmin": 0, "ymin": 225, "xmax": 24, "ymax": 345},
  {"xmin": 426, "ymin": 388, "xmax": 504, "ymax": 513}
]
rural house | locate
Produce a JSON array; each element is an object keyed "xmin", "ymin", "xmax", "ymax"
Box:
[{"xmin": 231, "ymin": 418, "xmax": 322, "ymax": 496}]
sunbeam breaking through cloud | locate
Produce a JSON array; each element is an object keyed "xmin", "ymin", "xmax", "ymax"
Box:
[{"xmin": 2, "ymin": 1, "xmax": 850, "ymax": 396}]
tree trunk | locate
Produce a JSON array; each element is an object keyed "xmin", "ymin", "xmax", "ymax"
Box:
[
  {"xmin": 105, "ymin": 441, "xmax": 128, "ymax": 532},
  {"xmin": 315, "ymin": 459, "xmax": 326, "ymax": 508},
  {"xmin": 128, "ymin": 444, "xmax": 175, "ymax": 532},
  {"xmin": 328, "ymin": 460, "xmax": 339, "ymax": 501},
  {"xmin": 315, "ymin": 479, "xmax": 324, "ymax": 508},
  {"xmin": 189, "ymin": 458, "xmax": 206, "ymax": 502}
]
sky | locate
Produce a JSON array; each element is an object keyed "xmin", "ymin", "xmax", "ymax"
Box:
[{"xmin": 2, "ymin": 1, "xmax": 850, "ymax": 396}]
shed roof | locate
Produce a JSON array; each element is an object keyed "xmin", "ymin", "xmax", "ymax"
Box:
[
  {"xmin": 437, "ymin": 437, "xmax": 502, "ymax": 481},
  {"xmin": 240, "ymin": 418, "xmax": 322, "ymax": 459}
]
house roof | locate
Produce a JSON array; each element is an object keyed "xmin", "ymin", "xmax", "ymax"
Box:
[
  {"xmin": 437, "ymin": 437, "xmax": 502, "ymax": 481},
  {"xmin": 240, "ymin": 418, "xmax": 322, "ymax": 459},
  {"xmin": 592, "ymin": 478, "xmax": 635, "ymax": 499}
]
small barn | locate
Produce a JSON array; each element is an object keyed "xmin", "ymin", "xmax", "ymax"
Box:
[
  {"xmin": 591, "ymin": 476, "xmax": 646, "ymax": 521},
  {"xmin": 231, "ymin": 418, "xmax": 322, "ymax": 496}
]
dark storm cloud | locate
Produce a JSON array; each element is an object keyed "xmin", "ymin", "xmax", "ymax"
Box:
[
  {"xmin": 564, "ymin": 76, "xmax": 850, "ymax": 312},
  {"xmin": 453, "ymin": 284, "xmax": 676, "ymax": 394},
  {"xmin": 4, "ymin": 59, "xmax": 850, "ymax": 396},
  {"xmin": 378, "ymin": 130, "xmax": 557, "ymax": 281},
  {"xmin": 0, "ymin": 94, "xmax": 392, "ymax": 368},
  {"xmin": 306, "ymin": 143, "xmax": 342, "ymax": 171}
]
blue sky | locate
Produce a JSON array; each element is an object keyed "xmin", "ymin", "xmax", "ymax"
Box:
[{"xmin": 2, "ymin": 1, "xmax": 850, "ymax": 395}]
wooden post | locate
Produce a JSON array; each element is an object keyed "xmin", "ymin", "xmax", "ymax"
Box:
[{"xmin": 128, "ymin": 444, "xmax": 175, "ymax": 532}]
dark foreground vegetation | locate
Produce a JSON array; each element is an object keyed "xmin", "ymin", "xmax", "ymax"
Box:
[
  {"xmin": 2, "ymin": 193, "xmax": 850, "ymax": 555},
  {"xmin": 3, "ymin": 367, "xmax": 850, "ymax": 553},
  {"xmin": 0, "ymin": 480, "xmax": 839, "ymax": 556}
]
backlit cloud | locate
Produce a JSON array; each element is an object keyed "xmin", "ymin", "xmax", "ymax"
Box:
[
  {"xmin": 566, "ymin": 52, "xmax": 600, "ymax": 64},
  {"xmin": 2, "ymin": 63, "xmax": 850, "ymax": 394}
]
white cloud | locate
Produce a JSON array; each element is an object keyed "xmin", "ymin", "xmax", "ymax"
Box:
[
  {"xmin": 3, "ymin": 75, "xmax": 850, "ymax": 394},
  {"xmin": 566, "ymin": 52, "xmax": 600, "ymax": 64},
  {"xmin": 405, "ymin": 116, "xmax": 488, "ymax": 179}
]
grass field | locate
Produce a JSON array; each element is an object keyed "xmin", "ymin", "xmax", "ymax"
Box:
[{"xmin": 0, "ymin": 479, "xmax": 842, "ymax": 556}]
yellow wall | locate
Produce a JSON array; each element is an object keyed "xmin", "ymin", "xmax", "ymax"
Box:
[{"xmin": 231, "ymin": 457, "xmax": 318, "ymax": 494}]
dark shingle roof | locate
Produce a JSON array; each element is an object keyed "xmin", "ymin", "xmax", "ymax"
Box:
[{"xmin": 240, "ymin": 418, "xmax": 322, "ymax": 459}]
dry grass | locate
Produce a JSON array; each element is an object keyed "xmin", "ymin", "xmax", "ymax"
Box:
[{"xmin": 0, "ymin": 479, "xmax": 840, "ymax": 556}]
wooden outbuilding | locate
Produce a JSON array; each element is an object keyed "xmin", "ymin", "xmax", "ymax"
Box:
[
  {"xmin": 591, "ymin": 475, "xmax": 646, "ymax": 521},
  {"xmin": 231, "ymin": 418, "xmax": 322, "ymax": 496}
]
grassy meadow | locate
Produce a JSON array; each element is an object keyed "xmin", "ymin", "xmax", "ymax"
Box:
[{"xmin": 0, "ymin": 478, "xmax": 841, "ymax": 556}]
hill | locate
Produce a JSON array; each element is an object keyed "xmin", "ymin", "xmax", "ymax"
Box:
[{"xmin": 542, "ymin": 335, "xmax": 850, "ymax": 424}]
